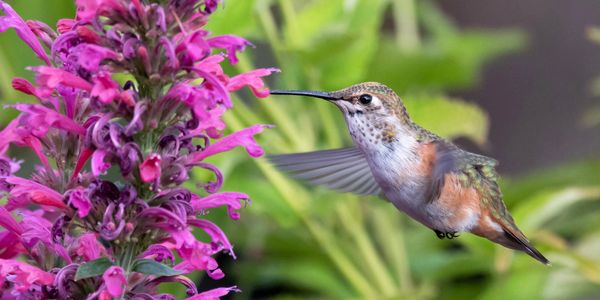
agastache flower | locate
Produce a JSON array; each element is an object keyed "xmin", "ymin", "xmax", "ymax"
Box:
[{"xmin": 0, "ymin": 0, "xmax": 276, "ymax": 298}]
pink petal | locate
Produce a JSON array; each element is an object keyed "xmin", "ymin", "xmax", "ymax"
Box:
[
  {"xmin": 91, "ymin": 72, "xmax": 120, "ymax": 103},
  {"xmin": 0, "ymin": 231, "xmax": 25, "ymax": 258},
  {"xmin": 76, "ymin": 0, "xmax": 100, "ymax": 21},
  {"xmin": 187, "ymin": 219, "xmax": 235, "ymax": 258},
  {"xmin": 0, "ymin": 2, "xmax": 50, "ymax": 65},
  {"xmin": 185, "ymin": 286, "xmax": 240, "ymax": 300},
  {"xmin": 227, "ymin": 68, "xmax": 280, "ymax": 98},
  {"xmin": 140, "ymin": 153, "xmax": 161, "ymax": 183},
  {"xmin": 11, "ymin": 77, "xmax": 44, "ymax": 99},
  {"xmin": 68, "ymin": 187, "xmax": 91, "ymax": 218},
  {"xmin": 91, "ymin": 149, "xmax": 111, "ymax": 176},
  {"xmin": 0, "ymin": 206, "xmax": 23, "ymax": 235},
  {"xmin": 12, "ymin": 103, "xmax": 86, "ymax": 135},
  {"xmin": 0, "ymin": 259, "xmax": 55, "ymax": 292},
  {"xmin": 102, "ymin": 266, "xmax": 126, "ymax": 297},
  {"xmin": 56, "ymin": 18, "xmax": 75, "ymax": 33},
  {"xmin": 71, "ymin": 147, "xmax": 94, "ymax": 180},
  {"xmin": 187, "ymin": 124, "xmax": 271, "ymax": 163},
  {"xmin": 190, "ymin": 192, "xmax": 249, "ymax": 220},
  {"xmin": 30, "ymin": 66, "xmax": 93, "ymax": 92},
  {"xmin": 75, "ymin": 233, "xmax": 105, "ymax": 261},
  {"xmin": 207, "ymin": 34, "xmax": 252, "ymax": 64},
  {"xmin": 0, "ymin": 119, "xmax": 49, "ymax": 166},
  {"xmin": 70, "ymin": 43, "xmax": 120, "ymax": 72},
  {"xmin": 5, "ymin": 176, "xmax": 66, "ymax": 211}
]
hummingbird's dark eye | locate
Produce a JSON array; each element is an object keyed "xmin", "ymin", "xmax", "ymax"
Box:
[{"xmin": 359, "ymin": 94, "xmax": 372, "ymax": 105}]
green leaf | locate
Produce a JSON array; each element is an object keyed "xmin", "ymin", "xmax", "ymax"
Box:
[
  {"xmin": 75, "ymin": 257, "xmax": 114, "ymax": 281},
  {"xmin": 132, "ymin": 259, "xmax": 184, "ymax": 277}
]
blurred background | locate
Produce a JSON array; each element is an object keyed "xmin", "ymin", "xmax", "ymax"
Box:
[{"xmin": 1, "ymin": 0, "xmax": 600, "ymax": 299}]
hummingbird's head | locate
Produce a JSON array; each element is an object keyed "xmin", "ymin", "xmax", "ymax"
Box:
[{"xmin": 271, "ymin": 82, "xmax": 414, "ymax": 147}]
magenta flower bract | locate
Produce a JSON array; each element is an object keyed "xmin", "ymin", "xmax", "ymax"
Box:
[
  {"xmin": 0, "ymin": 0, "xmax": 276, "ymax": 298},
  {"xmin": 102, "ymin": 266, "xmax": 126, "ymax": 297}
]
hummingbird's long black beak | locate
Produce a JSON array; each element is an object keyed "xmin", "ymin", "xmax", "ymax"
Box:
[{"xmin": 270, "ymin": 90, "xmax": 339, "ymax": 101}]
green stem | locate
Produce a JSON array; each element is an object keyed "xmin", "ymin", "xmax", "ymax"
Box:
[
  {"xmin": 393, "ymin": 0, "xmax": 421, "ymax": 52},
  {"xmin": 337, "ymin": 201, "xmax": 397, "ymax": 297},
  {"xmin": 371, "ymin": 206, "xmax": 414, "ymax": 291},
  {"xmin": 277, "ymin": 0, "xmax": 300, "ymax": 48}
]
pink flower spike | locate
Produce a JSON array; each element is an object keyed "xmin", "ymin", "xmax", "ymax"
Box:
[
  {"xmin": 68, "ymin": 187, "xmax": 91, "ymax": 218},
  {"xmin": 31, "ymin": 66, "xmax": 93, "ymax": 91},
  {"xmin": 0, "ymin": 259, "xmax": 55, "ymax": 292},
  {"xmin": 5, "ymin": 176, "xmax": 66, "ymax": 211},
  {"xmin": 0, "ymin": 1, "xmax": 51, "ymax": 65},
  {"xmin": 140, "ymin": 153, "xmax": 162, "ymax": 183},
  {"xmin": 227, "ymin": 68, "xmax": 280, "ymax": 98},
  {"xmin": 91, "ymin": 149, "xmax": 111, "ymax": 176},
  {"xmin": 91, "ymin": 72, "xmax": 120, "ymax": 103},
  {"xmin": 188, "ymin": 124, "xmax": 271, "ymax": 163},
  {"xmin": 185, "ymin": 286, "xmax": 241, "ymax": 300},
  {"xmin": 102, "ymin": 266, "xmax": 126, "ymax": 297}
]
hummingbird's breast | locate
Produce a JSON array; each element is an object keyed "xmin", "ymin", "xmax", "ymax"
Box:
[{"xmin": 347, "ymin": 117, "xmax": 432, "ymax": 224}]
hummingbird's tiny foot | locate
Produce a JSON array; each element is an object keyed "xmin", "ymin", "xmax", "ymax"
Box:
[
  {"xmin": 435, "ymin": 230, "xmax": 446, "ymax": 239},
  {"xmin": 445, "ymin": 232, "xmax": 459, "ymax": 239}
]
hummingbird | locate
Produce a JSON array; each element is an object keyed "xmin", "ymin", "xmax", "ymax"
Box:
[{"xmin": 269, "ymin": 82, "xmax": 549, "ymax": 265}]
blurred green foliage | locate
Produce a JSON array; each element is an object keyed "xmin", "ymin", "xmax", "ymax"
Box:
[{"xmin": 1, "ymin": 0, "xmax": 600, "ymax": 299}]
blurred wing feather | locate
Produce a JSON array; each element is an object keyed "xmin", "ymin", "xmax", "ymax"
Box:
[{"xmin": 269, "ymin": 147, "xmax": 382, "ymax": 196}]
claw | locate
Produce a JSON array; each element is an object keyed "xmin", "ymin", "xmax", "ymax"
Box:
[
  {"xmin": 435, "ymin": 230, "xmax": 445, "ymax": 239},
  {"xmin": 445, "ymin": 232, "xmax": 459, "ymax": 239}
]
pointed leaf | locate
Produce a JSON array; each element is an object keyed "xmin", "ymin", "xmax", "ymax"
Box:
[
  {"xmin": 75, "ymin": 257, "xmax": 114, "ymax": 281},
  {"xmin": 132, "ymin": 259, "xmax": 184, "ymax": 277}
]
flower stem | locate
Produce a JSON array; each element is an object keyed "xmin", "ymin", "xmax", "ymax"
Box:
[
  {"xmin": 393, "ymin": 0, "xmax": 421, "ymax": 52},
  {"xmin": 337, "ymin": 201, "xmax": 397, "ymax": 297},
  {"xmin": 371, "ymin": 205, "xmax": 414, "ymax": 291}
]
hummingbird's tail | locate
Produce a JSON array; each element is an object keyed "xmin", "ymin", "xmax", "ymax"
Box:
[{"xmin": 497, "ymin": 226, "xmax": 550, "ymax": 265}]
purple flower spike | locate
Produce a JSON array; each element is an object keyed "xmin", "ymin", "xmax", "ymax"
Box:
[{"xmin": 0, "ymin": 0, "xmax": 276, "ymax": 297}]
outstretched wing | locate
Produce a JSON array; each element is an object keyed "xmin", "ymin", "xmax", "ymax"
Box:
[{"xmin": 268, "ymin": 147, "xmax": 382, "ymax": 196}]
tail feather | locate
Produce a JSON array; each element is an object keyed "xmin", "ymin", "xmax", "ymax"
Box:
[{"xmin": 501, "ymin": 227, "xmax": 550, "ymax": 265}]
